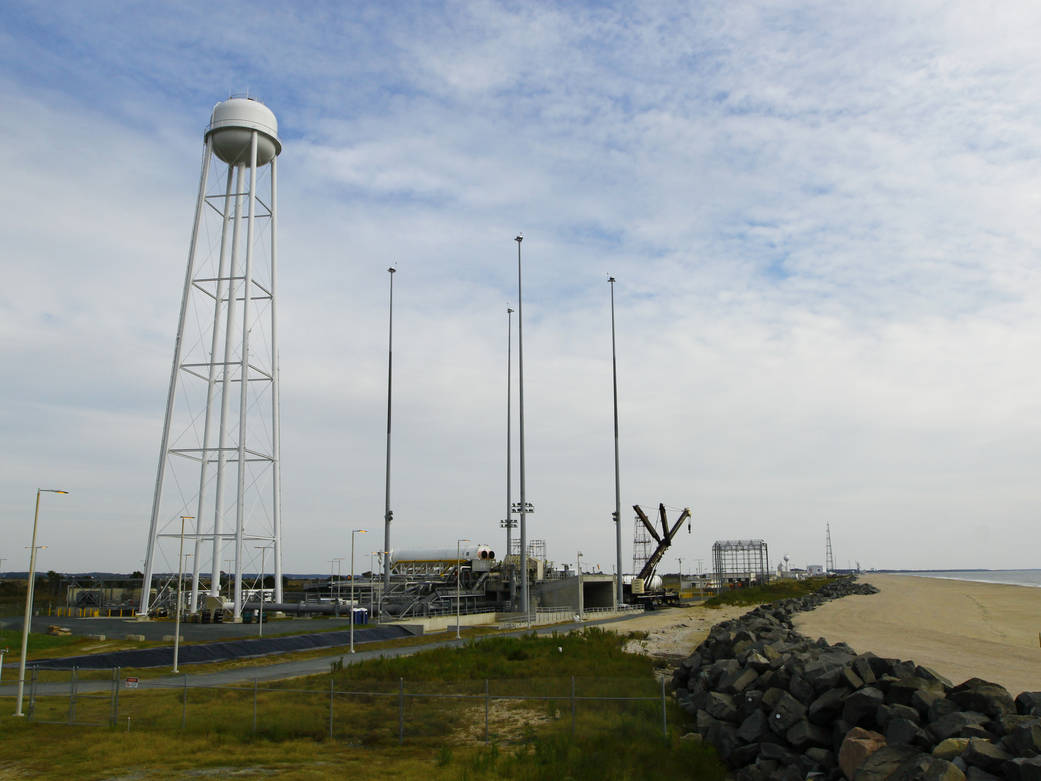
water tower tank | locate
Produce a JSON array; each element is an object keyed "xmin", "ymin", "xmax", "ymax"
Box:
[{"xmin": 205, "ymin": 97, "xmax": 281, "ymax": 166}]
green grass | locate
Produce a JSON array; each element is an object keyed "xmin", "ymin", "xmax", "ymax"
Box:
[
  {"xmin": 2, "ymin": 627, "xmax": 728, "ymax": 780},
  {"xmin": 702, "ymin": 576, "xmax": 829, "ymax": 607},
  {"xmin": 325, "ymin": 627, "xmax": 655, "ymax": 685},
  {"xmin": 0, "ymin": 628, "xmax": 90, "ymax": 656}
]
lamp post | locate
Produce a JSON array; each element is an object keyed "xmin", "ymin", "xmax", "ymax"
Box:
[
  {"xmin": 349, "ymin": 529, "xmax": 367, "ymax": 653},
  {"xmin": 456, "ymin": 538, "xmax": 470, "ymax": 640},
  {"xmin": 577, "ymin": 551, "xmax": 584, "ymax": 621},
  {"xmin": 609, "ymin": 276, "xmax": 623, "ymax": 606},
  {"xmin": 16, "ymin": 489, "xmax": 67, "ymax": 716},
  {"xmin": 330, "ymin": 557, "xmax": 343, "ymax": 616},
  {"xmin": 172, "ymin": 515, "xmax": 193, "ymax": 674},
  {"xmin": 256, "ymin": 544, "xmax": 272, "ymax": 638}
]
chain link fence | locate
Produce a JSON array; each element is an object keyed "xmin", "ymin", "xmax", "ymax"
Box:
[{"xmin": 22, "ymin": 666, "xmax": 671, "ymax": 746}]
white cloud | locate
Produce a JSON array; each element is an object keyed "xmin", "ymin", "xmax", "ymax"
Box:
[{"xmin": 2, "ymin": 1, "xmax": 1041, "ymax": 577}]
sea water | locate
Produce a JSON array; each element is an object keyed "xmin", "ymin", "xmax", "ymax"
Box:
[{"xmin": 898, "ymin": 569, "xmax": 1041, "ymax": 588}]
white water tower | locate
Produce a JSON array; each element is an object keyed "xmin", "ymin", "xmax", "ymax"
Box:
[{"xmin": 139, "ymin": 97, "xmax": 284, "ymax": 621}]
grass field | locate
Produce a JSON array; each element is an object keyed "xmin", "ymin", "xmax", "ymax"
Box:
[
  {"xmin": 701, "ymin": 576, "xmax": 829, "ymax": 607},
  {"xmin": 1, "ymin": 627, "xmax": 726, "ymax": 779}
]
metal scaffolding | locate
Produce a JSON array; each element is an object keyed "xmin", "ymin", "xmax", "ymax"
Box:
[{"xmin": 712, "ymin": 540, "xmax": 770, "ymax": 585}]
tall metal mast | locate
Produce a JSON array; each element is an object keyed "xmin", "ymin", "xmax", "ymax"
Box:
[
  {"xmin": 504, "ymin": 306, "xmax": 515, "ymax": 605},
  {"xmin": 609, "ymin": 276, "xmax": 622, "ymax": 604},
  {"xmin": 515, "ymin": 235, "xmax": 529, "ymax": 615},
  {"xmin": 383, "ymin": 266, "xmax": 396, "ymax": 596}
]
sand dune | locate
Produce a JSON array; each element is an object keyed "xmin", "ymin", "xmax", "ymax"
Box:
[{"xmin": 794, "ymin": 574, "xmax": 1041, "ymax": 696}]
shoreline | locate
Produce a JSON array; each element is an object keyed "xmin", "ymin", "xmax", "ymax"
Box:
[{"xmin": 794, "ymin": 573, "xmax": 1041, "ymax": 695}]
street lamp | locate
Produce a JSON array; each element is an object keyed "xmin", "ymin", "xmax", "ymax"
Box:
[
  {"xmin": 456, "ymin": 538, "xmax": 470, "ymax": 640},
  {"xmin": 577, "ymin": 551, "xmax": 584, "ymax": 621},
  {"xmin": 172, "ymin": 515, "xmax": 193, "ymax": 674},
  {"xmin": 330, "ymin": 558, "xmax": 343, "ymax": 616},
  {"xmin": 349, "ymin": 529, "xmax": 367, "ymax": 653},
  {"xmin": 256, "ymin": 545, "xmax": 272, "ymax": 638},
  {"xmin": 16, "ymin": 488, "xmax": 68, "ymax": 717}
]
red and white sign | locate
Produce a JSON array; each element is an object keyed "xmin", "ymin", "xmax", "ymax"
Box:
[{"xmin": 125, "ymin": 677, "xmax": 139, "ymax": 689}]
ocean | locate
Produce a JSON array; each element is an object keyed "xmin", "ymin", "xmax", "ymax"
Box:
[{"xmin": 893, "ymin": 569, "xmax": 1041, "ymax": 588}]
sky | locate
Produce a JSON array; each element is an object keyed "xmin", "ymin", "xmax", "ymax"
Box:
[{"xmin": 2, "ymin": 1, "xmax": 1040, "ymax": 578}]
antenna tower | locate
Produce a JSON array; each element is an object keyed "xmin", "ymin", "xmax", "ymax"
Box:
[{"xmin": 825, "ymin": 523, "xmax": 835, "ymax": 574}]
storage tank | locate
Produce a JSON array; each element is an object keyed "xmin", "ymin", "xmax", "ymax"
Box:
[
  {"xmin": 389, "ymin": 546, "xmax": 496, "ymax": 565},
  {"xmin": 205, "ymin": 97, "xmax": 281, "ymax": 166}
]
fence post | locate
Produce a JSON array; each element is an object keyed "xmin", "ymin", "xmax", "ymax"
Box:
[
  {"xmin": 182, "ymin": 674, "xmax": 188, "ymax": 729},
  {"xmin": 28, "ymin": 665, "xmax": 38, "ymax": 720},
  {"xmin": 398, "ymin": 677, "xmax": 404, "ymax": 745},
  {"xmin": 112, "ymin": 666, "xmax": 120, "ymax": 728},
  {"xmin": 661, "ymin": 676, "xmax": 668, "ymax": 740},
  {"xmin": 252, "ymin": 679, "xmax": 258, "ymax": 734},
  {"xmin": 110, "ymin": 667, "xmax": 118, "ymax": 727},
  {"xmin": 69, "ymin": 666, "xmax": 79, "ymax": 724},
  {"xmin": 570, "ymin": 676, "xmax": 576, "ymax": 738},
  {"xmin": 328, "ymin": 678, "xmax": 334, "ymax": 740},
  {"xmin": 484, "ymin": 679, "xmax": 490, "ymax": 742}
]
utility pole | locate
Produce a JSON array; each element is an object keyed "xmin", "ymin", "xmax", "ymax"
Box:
[{"xmin": 609, "ymin": 276, "xmax": 622, "ymax": 605}]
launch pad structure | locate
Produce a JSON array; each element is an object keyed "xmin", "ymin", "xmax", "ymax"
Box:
[{"xmin": 134, "ymin": 97, "xmax": 703, "ymax": 625}]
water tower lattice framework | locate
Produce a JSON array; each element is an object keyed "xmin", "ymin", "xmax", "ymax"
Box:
[{"xmin": 138, "ymin": 96, "xmax": 284, "ymax": 621}]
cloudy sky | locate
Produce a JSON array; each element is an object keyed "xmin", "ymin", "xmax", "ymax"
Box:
[{"xmin": 2, "ymin": 1, "xmax": 1040, "ymax": 579}]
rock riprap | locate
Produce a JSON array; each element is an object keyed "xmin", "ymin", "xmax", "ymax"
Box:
[{"xmin": 671, "ymin": 578, "xmax": 1041, "ymax": 780}]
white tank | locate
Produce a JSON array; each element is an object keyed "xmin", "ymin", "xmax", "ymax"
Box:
[
  {"xmin": 205, "ymin": 97, "xmax": 281, "ymax": 166},
  {"xmin": 389, "ymin": 546, "xmax": 496, "ymax": 564}
]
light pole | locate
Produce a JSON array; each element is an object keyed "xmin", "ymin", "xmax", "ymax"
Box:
[
  {"xmin": 609, "ymin": 276, "xmax": 623, "ymax": 606},
  {"xmin": 0, "ymin": 647, "xmax": 7, "ymax": 683},
  {"xmin": 172, "ymin": 515, "xmax": 193, "ymax": 674},
  {"xmin": 330, "ymin": 557, "xmax": 343, "ymax": 616},
  {"xmin": 456, "ymin": 538, "xmax": 470, "ymax": 640},
  {"xmin": 576, "ymin": 551, "xmax": 584, "ymax": 620},
  {"xmin": 256, "ymin": 544, "xmax": 272, "ymax": 638},
  {"xmin": 349, "ymin": 529, "xmax": 367, "ymax": 653},
  {"xmin": 383, "ymin": 266, "xmax": 396, "ymax": 599},
  {"xmin": 16, "ymin": 488, "xmax": 67, "ymax": 717},
  {"xmin": 514, "ymin": 234, "xmax": 529, "ymax": 616},
  {"xmin": 368, "ymin": 551, "xmax": 382, "ymax": 615}
]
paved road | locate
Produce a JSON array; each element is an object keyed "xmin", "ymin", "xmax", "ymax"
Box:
[
  {"xmin": 0, "ymin": 612, "xmax": 649, "ymax": 698},
  {"xmin": 0, "ymin": 615, "xmax": 368, "ymax": 642}
]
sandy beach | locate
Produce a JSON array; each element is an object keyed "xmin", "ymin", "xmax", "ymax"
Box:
[
  {"xmin": 794, "ymin": 574, "xmax": 1041, "ymax": 696},
  {"xmin": 598, "ymin": 604, "xmax": 755, "ymax": 658}
]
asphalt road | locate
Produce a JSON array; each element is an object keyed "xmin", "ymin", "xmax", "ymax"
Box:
[
  {"xmin": 0, "ymin": 615, "xmax": 367, "ymax": 642},
  {"xmin": 0, "ymin": 613, "xmax": 644, "ymax": 698}
]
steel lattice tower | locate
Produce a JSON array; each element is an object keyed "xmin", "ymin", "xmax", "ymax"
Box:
[
  {"xmin": 139, "ymin": 97, "xmax": 283, "ymax": 621},
  {"xmin": 825, "ymin": 523, "xmax": 835, "ymax": 574}
]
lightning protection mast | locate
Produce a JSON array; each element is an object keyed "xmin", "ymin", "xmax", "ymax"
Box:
[{"xmin": 139, "ymin": 96, "xmax": 284, "ymax": 622}]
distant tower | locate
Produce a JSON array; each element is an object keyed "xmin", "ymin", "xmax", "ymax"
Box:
[
  {"xmin": 139, "ymin": 96, "xmax": 283, "ymax": 621},
  {"xmin": 825, "ymin": 523, "xmax": 835, "ymax": 574},
  {"xmin": 632, "ymin": 514, "xmax": 652, "ymax": 575}
]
